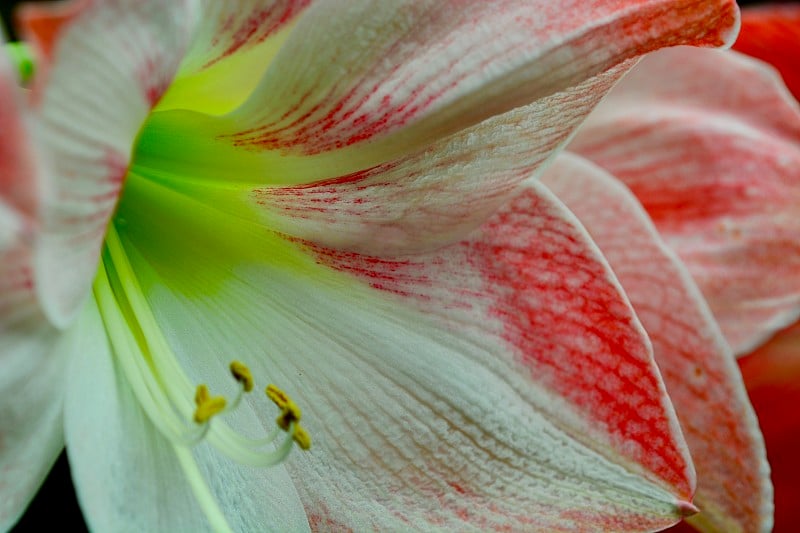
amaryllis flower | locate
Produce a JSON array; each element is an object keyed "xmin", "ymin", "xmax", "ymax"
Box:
[
  {"xmin": 557, "ymin": 23, "xmax": 800, "ymax": 530},
  {"xmin": 1, "ymin": 0, "xmax": 741, "ymax": 531}
]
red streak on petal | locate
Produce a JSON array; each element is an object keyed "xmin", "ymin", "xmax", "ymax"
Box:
[{"xmin": 296, "ymin": 185, "xmax": 692, "ymax": 497}]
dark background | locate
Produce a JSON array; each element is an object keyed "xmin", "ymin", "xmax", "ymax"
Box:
[{"xmin": 1, "ymin": 0, "xmax": 793, "ymax": 531}]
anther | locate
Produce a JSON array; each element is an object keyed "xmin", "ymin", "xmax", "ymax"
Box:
[
  {"xmin": 193, "ymin": 384, "xmax": 227, "ymax": 424},
  {"xmin": 265, "ymin": 384, "xmax": 311, "ymax": 450},
  {"xmin": 230, "ymin": 361, "xmax": 254, "ymax": 392},
  {"xmin": 266, "ymin": 384, "xmax": 302, "ymax": 430},
  {"xmin": 292, "ymin": 425, "xmax": 311, "ymax": 451}
]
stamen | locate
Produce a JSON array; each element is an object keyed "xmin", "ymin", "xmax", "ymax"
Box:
[
  {"xmin": 193, "ymin": 384, "xmax": 227, "ymax": 424},
  {"xmin": 96, "ymin": 223, "xmax": 313, "ymax": 530},
  {"xmin": 292, "ymin": 425, "xmax": 312, "ymax": 451},
  {"xmin": 266, "ymin": 383, "xmax": 302, "ymax": 430},
  {"xmin": 230, "ymin": 360, "xmax": 254, "ymax": 392},
  {"xmin": 266, "ymin": 384, "xmax": 311, "ymax": 451}
]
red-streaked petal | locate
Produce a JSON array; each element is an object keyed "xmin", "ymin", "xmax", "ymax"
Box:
[
  {"xmin": 739, "ymin": 322, "xmax": 800, "ymax": 532},
  {"xmin": 543, "ymin": 153, "xmax": 772, "ymax": 533},
  {"xmin": 734, "ymin": 4, "xmax": 800, "ymax": 100},
  {"xmin": 569, "ymin": 46, "xmax": 800, "ymax": 356},
  {"xmin": 119, "ymin": 174, "xmax": 697, "ymax": 530},
  {"xmin": 245, "ymin": 64, "xmax": 628, "ymax": 255},
  {"xmin": 225, "ymin": 0, "xmax": 739, "ymax": 158},
  {"xmin": 26, "ymin": 0, "xmax": 740, "ymax": 328},
  {"xmin": 140, "ymin": 0, "xmax": 739, "ymax": 187},
  {"xmin": 154, "ymin": 0, "xmax": 313, "ymax": 115},
  {"xmin": 179, "ymin": 0, "xmax": 310, "ymax": 73},
  {"xmin": 28, "ymin": 0, "xmax": 196, "ymax": 327}
]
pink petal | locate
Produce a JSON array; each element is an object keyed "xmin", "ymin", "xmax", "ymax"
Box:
[
  {"xmin": 222, "ymin": 0, "xmax": 739, "ymax": 159},
  {"xmin": 568, "ymin": 46, "xmax": 800, "ymax": 355},
  {"xmin": 543, "ymin": 153, "xmax": 772, "ymax": 533},
  {"xmin": 286, "ymin": 180, "xmax": 696, "ymax": 524},
  {"xmin": 251, "ymin": 64, "xmax": 628, "ymax": 255},
  {"xmin": 734, "ymin": 4, "xmax": 800, "ymax": 100},
  {"xmin": 119, "ymin": 174, "xmax": 698, "ymax": 530}
]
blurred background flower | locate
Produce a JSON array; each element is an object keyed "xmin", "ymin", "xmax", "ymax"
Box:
[{"xmin": 730, "ymin": 4, "xmax": 800, "ymax": 532}]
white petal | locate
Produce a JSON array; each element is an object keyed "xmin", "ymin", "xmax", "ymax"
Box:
[
  {"xmin": 28, "ymin": 0, "xmax": 197, "ymax": 327},
  {"xmin": 64, "ymin": 298, "xmax": 309, "ymax": 532},
  {"xmin": 0, "ymin": 308, "xmax": 65, "ymax": 531}
]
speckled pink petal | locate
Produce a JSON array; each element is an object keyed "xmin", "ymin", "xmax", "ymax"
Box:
[
  {"xmin": 543, "ymin": 152, "xmax": 772, "ymax": 533},
  {"xmin": 569, "ymin": 47, "xmax": 800, "ymax": 356},
  {"xmin": 120, "ymin": 174, "xmax": 698, "ymax": 530}
]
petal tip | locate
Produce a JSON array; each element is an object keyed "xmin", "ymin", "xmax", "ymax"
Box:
[{"xmin": 677, "ymin": 500, "xmax": 700, "ymax": 518}]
